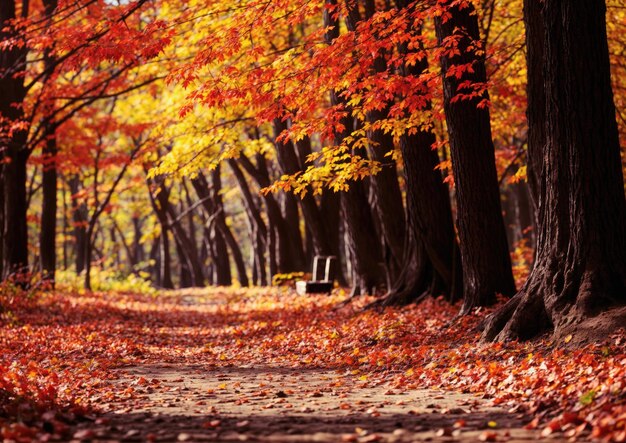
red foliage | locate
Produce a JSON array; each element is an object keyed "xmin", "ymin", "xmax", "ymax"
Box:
[{"xmin": 1, "ymin": 288, "xmax": 624, "ymax": 441}]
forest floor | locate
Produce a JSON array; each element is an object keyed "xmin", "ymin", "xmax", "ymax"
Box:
[{"xmin": 0, "ymin": 287, "xmax": 624, "ymax": 442}]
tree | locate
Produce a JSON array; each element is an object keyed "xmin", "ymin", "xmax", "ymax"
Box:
[
  {"xmin": 435, "ymin": 0, "xmax": 516, "ymax": 312},
  {"xmin": 325, "ymin": 0, "xmax": 385, "ymax": 296},
  {"xmin": 1, "ymin": 0, "xmax": 29, "ymax": 281},
  {"xmin": 483, "ymin": 0, "xmax": 626, "ymax": 341},
  {"xmin": 381, "ymin": 1, "xmax": 462, "ymax": 306}
]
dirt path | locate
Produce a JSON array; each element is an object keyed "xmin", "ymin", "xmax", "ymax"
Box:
[{"xmin": 71, "ymin": 364, "xmax": 569, "ymax": 442}]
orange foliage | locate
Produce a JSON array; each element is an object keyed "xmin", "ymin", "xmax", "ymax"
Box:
[{"xmin": 1, "ymin": 288, "xmax": 624, "ymax": 441}]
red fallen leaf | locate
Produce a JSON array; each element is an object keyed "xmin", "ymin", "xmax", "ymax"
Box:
[
  {"xmin": 478, "ymin": 431, "xmax": 498, "ymax": 441},
  {"xmin": 453, "ymin": 419, "xmax": 467, "ymax": 428},
  {"xmin": 560, "ymin": 411, "xmax": 584, "ymax": 425},
  {"xmin": 339, "ymin": 403, "xmax": 351, "ymax": 410},
  {"xmin": 201, "ymin": 420, "xmax": 221, "ymax": 428}
]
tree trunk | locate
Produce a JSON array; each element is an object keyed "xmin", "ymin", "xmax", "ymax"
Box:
[
  {"xmin": 38, "ymin": 0, "xmax": 59, "ymax": 286},
  {"xmin": 69, "ymin": 176, "xmax": 88, "ymax": 274},
  {"xmin": 3, "ymin": 149, "xmax": 29, "ymax": 281},
  {"xmin": 237, "ymin": 152, "xmax": 303, "ymax": 274},
  {"xmin": 360, "ymin": 1, "xmax": 406, "ymax": 287},
  {"xmin": 273, "ymin": 120, "xmax": 335, "ymax": 262},
  {"xmin": 40, "ymin": 125, "xmax": 57, "ymax": 285},
  {"xmin": 483, "ymin": 0, "xmax": 626, "ymax": 342},
  {"xmin": 522, "ymin": 0, "xmax": 544, "ymax": 228},
  {"xmin": 435, "ymin": 0, "xmax": 516, "ymax": 312},
  {"xmin": 325, "ymin": 0, "xmax": 385, "ymax": 296},
  {"xmin": 160, "ymin": 230, "xmax": 174, "ymax": 289},
  {"xmin": 0, "ymin": 0, "xmax": 29, "ymax": 283},
  {"xmin": 162, "ymin": 190, "xmax": 205, "ymax": 287},
  {"xmin": 211, "ymin": 166, "xmax": 248, "ymax": 287},
  {"xmin": 228, "ymin": 158, "xmax": 267, "ymax": 285}
]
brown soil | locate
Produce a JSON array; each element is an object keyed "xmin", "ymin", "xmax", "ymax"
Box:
[{"xmin": 70, "ymin": 364, "xmax": 571, "ymax": 442}]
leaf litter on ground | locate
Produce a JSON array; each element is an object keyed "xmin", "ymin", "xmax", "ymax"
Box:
[{"xmin": 0, "ymin": 287, "xmax": 624, "ymax": 441}]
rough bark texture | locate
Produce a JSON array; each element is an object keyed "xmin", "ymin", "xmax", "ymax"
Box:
[
  {"xmin": 1, "ymin": 0, "xmax": 29, "ymax": 280},
  {"xmin": 435, "ymin": 0, "xmax": 516, "ymax": 312},
  {"xmin": 483, "ymin": 0, "xmax": 626, "ymax": 342},
  {"xmin": 522, "ymin": 0, "xmax": 544, "ymax": 226}
]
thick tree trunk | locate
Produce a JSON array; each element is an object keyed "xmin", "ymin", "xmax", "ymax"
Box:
[
  {"xmin": 483, "ymin": 0, "xmax": 626, "ymax": 342},
  {"xmin": 1, "ymin": 1, "xmax": 29, "ymax": 283},
  {"xmin": 360, "ymin": 1, "xmax": 406, "ymax": 287},
  {"xmin": 3, "ymin": 149, "xmax": 29, "ymax": 281},
  {"xmin": 435, "ymin": 0, "xmax": 516, "ymax": 312},
  {"xmin": 380, "ymin": 10, "xmax": 462, "ymax": 305}
]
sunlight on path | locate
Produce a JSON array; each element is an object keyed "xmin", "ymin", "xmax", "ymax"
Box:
[{"xmin": 80, "ymin": 364, "xmax": 568, "ymax": 442}]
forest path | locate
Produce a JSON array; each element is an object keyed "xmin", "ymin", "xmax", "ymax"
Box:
[{"xmin": 74, "ymin": 363, "xmax": 561, "ymax": 442}]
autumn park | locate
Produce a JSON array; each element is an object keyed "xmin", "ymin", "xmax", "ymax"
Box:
[{"xmin": 1, "ymin": 0, "xmax": 626, "ymax": 441}]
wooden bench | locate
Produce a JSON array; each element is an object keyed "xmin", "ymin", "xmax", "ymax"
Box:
[{"xmin": 295, "ymin": 256, "xmax": 336, "ymax": 295}]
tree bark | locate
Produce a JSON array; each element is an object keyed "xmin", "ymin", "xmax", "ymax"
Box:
[
  {"xmin": 228, "ymin": 158, "xmax": 267, "ymax": 285},
  {"xmin": 237, "ymin": 152, "xmax": 303, "ymax": 274},
  {"xmin": 483, "ymin": 0, "xmax": 626, "ymax": 342},
  {"xmin": 68, "ymin": 176, "xmax": 88, "ymax": 274},
  {"xmin": 211, "ymin": 166, "xmax": 248, "ymax": 286},
  {"xmin": 435, "ymin": 0, "xmax": 516, "ymax": 312},
  {"xmin": 39, "ymin": 124, "xmax": 57, "ymax": 285},
  {"xmin": 1, "ymin": 1, "xmax": 29, "ymax": 282},
  {"xmin": 38, "ymin": 0, "xmax": 59, "ymax": 286},
  {"xmin": 325, "ymin": 0, "xmax": 385, "ymax": 296},
  {"xmin": 192, "ymin": 169, "xmax": 248, "ymax": 286},
  {"xmin": 361, "ymin": 0, "xmax": 406, "ymax": 286}
]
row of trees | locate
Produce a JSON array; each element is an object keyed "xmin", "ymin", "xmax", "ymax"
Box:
[{"xmin": 1, "ymin": 0, "xmax": 624, "ymax": 340}]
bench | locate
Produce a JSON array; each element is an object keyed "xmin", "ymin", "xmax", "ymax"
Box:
[{"xmin": 295, "ymin": 256, "xmax": 336, "ymax": 295}]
